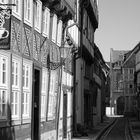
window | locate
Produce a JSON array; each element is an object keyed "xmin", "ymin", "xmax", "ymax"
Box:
[
  {"xmin": 22, "ymin": 60, "xmax": 32, "ymax": 118},
  {"xmin": 11, "ymin": 91, "xmax": 19, "ymax": 117},
  {"xmin": 129, "ymin": 84, "xmax": 133, "ymax": 89},
  {"xmin": 56, "ymin": 20, "xmax": 62, "ymax": 47},
  {"xmin": 11, "ymin": 58, "xmax": 21, "ymax": 119},
  {"xmin": 130, "ymin": 69, "xmax": 134, "ymax": 74},
  {"xmin": 47, "ymin": 70, "xmax": 58, "ymax": 120},
  {"xmin": 24, "ymin": 0, "xmax": 33, "ymax": 26},
  {"xmin": 0, "ymin": 90, "xmax": 7, "ymax": 117},
  {"xmin": 34, "ymin": 0, "xmax": 42, "ymax": 32},
  {"xmin": 0, "ymin": 56, "xmax": 8, "ymax": 86},
  {"xmin": 41, "ymin": 68, "xmax": 49, "ymax": 118},
  {"xmin": 22, "ymin": 92, "xmax": 29, "ymax": 116},
  {"xmin": 42, "ymin": 7, "xmax": 50, "ymax": 38},
  {"xmin": 51, "ymin": 14, "xmax": 57, "ymax": 43},
  {"xmin": 0, "ymin": 52, "xmax": 9, "ymax": 119},
  {"xmin": 12, "ymin": 0, "xmax": 22, "ymax": 19}
]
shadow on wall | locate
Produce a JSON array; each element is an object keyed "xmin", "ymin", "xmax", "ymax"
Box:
[{"xmin": 0, "ymin": 103, "xmax": 15, "ymax": 140}]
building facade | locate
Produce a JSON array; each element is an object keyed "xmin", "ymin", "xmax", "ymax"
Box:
[
  {"xmin": 93, "ymin": 44, "xmax": 109, "ymax": 125},
  {"xmin": 122, "ymin": 50, "xmax": 136, "ymax": 115},
  {"xmin": 0, "ymin": 0, "xmax": 75, "ymax": 140},
  {"xmin": 73, "ymin": 0, "xmax": 109, "ymax": 135},
  {"xmin": 110, "ymin": 48, "xmax": 129, "ymax": 115},
  {"xmin": 133, "ymin": 42, "xmax": 140, "ymax": 120}
]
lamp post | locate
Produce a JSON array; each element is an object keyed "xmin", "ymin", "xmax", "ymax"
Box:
[{"xmin": 56, "ymin": 30, "xmax": 78, "ymax": 139}]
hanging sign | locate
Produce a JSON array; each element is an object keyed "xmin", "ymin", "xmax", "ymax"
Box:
[{"xmin": 0, "ymin": 8, "xmax": 11, "ymax": 49}]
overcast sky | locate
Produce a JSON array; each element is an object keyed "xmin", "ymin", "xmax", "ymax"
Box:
[{"xmin": 95, "ymin": 0, "xmax": 140, "ymax": 62}]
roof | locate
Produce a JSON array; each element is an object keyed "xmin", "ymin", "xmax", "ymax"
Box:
[
  {"xmin": 110, "ymin": 48, "xmax": 129, "ymax": 63},
  {"xmin": 122, "ymin": 42, "xmax": 140, "ymax": 66}
]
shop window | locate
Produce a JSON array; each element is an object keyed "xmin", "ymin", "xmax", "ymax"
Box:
[
  {"xmin": 42, "ymin": 7, "xmax": 50, "ymax": 38},
  {"xmin": 41, "ymin": 68, "xmax": 49, "ymax": 119},
  {"xmin": 12, "ymin": 0, "xmax": 22, "ymax": 19},
  {"xmin": 24, "ymin": 0, "xmax": 33, "ymax": 26},
  {"xmin": 34, "ymin": 0, "xmax": 42, "ymax": 33},
  {"xmin": 22, "ymin": 60, "xmax": 32, "ymax": 118}
]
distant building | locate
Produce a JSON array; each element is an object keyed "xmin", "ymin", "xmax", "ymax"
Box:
[
  {"xmin": 132, "ymin": 42, "xmax": 140, "ymax": 119},
  {"xmin": 122, "ymin": 49, "xmax": 136, "ymax": 115},
  {"xmin": 110, "ymin": 48, "xmax": 129, "ymax": 115}
]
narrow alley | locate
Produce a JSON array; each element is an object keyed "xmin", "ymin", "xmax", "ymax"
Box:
[{"xmin": 0, "ymin": 0, "xmax": 140, "ymax": 140}]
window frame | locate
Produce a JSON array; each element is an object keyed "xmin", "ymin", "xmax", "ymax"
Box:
[
  {"xmin": 11, "ymin": 55, "xmax": 22, "ymax": 120},
  {"xmin": 47, "ymin": 70, "xmax": 58, "ymax": 121},
  {"xmin": 56, "ymin": 20, "xmax": 62, "ymax": 47},
  {"xmin": 22, "ymin": 59, "xmax": 32, "ymax": 119},
  {"xmin": 12, "ymin": 0, "xmax": 22, "ymax": 20},
  {"xmin": 24, "ymin": 0, "xmax": 33, "ymax": 27},
  {"xmin": 42, "ymin": 7, "xmax": 50, "ymax": 38},
  {"xmin": 34, "ymin": 0, "xmax": 42, "ymax": 33},
  {"xmin": 41, "ymin": 68, "xmax": 49, "ymax": 120},
  {"xmin": 51, "ymin": 14, "xmax": 58, "ymax": 43},
  {"xmin": 0, "ymin": 51, "xmax": 10, "ymax": 120}
]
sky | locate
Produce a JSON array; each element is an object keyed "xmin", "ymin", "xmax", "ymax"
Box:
[{"xmin": 95, "ymin": 0, "xmax": 140, "ymax": 62}]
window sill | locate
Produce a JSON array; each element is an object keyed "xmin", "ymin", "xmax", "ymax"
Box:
[
  {"xmin": 24, "ymin": 19, "xmax": 32, "ymax": 27},
  {"xmin": 41, "ymin": 117, "xmax": 46, "ymax": 122},
  {"xmin": 22, "ymin": 117, "xmax": 31, "ymax": 124},
  {"xmin": 11, "ymin": 119, "xmax": 21, "ymax": 126},
  {"xmin": 35, "ymin": 26, "xmax": 41, "ymax": 33},
  {"xmin": 12, "ymin": 12, "xmax": 21, "ymax": 21},
  {"xmin": 42, "ymin": 32, "xmax": 49, "ymax": 39}
]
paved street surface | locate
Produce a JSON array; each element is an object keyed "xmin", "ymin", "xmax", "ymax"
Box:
[
  {"xmin": 102, "ymin": 117, "xmax": 126, "ymax": 140},
  {"xmin": 128, "ymin": 117, "xmax": 140, "ymax": 140},
  {"xmin": 72, "ymin": 116, "xmax": 114, "ymax": 140},
  {"xmin": 72, "ymin": 115, "xmax": 140, "ymax": 140}
]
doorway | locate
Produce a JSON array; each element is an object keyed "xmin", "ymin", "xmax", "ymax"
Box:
[
  {"xmin": 117, "ymin": 96, "xmax": 125, "ymax": 115},
  {"xmin": 32, "ymin": 68, "xmax": 40, "ymax": 140},
  {"xmin": 63, "ymin": 92, "xmax": 67, "ymax": 138}
]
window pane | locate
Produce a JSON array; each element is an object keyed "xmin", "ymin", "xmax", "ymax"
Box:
[
  {"xmin": 26, "ymin": 66, "xmax": 29, "ymax": 87},
  {"xmin": 15, "ymin": 63, "xmax": 18, "ymax": 85},
  {"xmin": 11, "ymin": 92, "xmax": 14, "ymax": 115},
  {"xmin": 12, "ymin": 62, "xmax": 14, "ymax": 85},
  {"xmin": 16, "ymin": 0, "xmax": 19, "ymax": 13},
  {"xmin": 0, "ymin": 90, "xmax": 7, "ymax": 117},
  {"xmin": 23, "ymin": 65, "xmax": 25, "ymax": 87},
  {"xmin": 2, "ymin": 59, "xmax": 6, "ymax": 84},
  {"xmin": 2, "ymin": 104, "xmax": 6, "ymax": 116},
  {"xmin": 28, "ymin": 0, "xmax": 30, "ymax": 20},
  {"xmin": 52, "ymin": 14, "xmax": 57, "ymax": 43}
]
